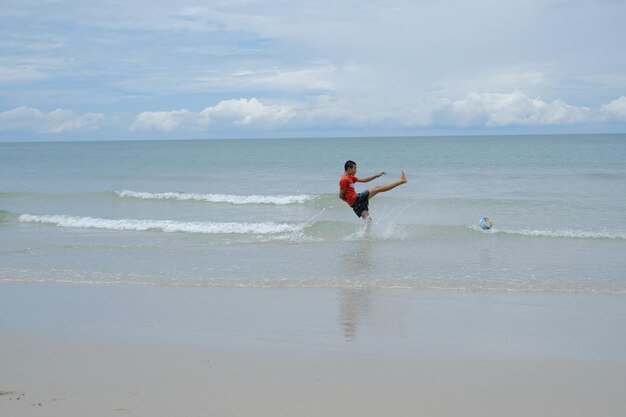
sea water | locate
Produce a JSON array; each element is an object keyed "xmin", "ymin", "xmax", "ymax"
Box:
[{"xmin": 1, "ymin": 135, "xmax": 625, "ymax": 293}]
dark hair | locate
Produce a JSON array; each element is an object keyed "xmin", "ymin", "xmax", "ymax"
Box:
[{"xmin": 344, "ymin": 160, "xmax": 356, "ymax": 171}]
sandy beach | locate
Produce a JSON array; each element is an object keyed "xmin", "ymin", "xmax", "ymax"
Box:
[
  {"xmin": 2, "ymin": 283, "xmax": 626, "ymax": 417},
  {"xmin": 2, "ymin": 0, "xmax": 626, "ymax": 412},
  {"xmin": 3, "ymin": 336, "xmax": 625, "ymax": 417}
]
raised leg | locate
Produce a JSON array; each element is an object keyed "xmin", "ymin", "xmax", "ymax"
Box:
[{"xmin": 368, "ymin": 170, "xmax": 407, "ymax": 199}]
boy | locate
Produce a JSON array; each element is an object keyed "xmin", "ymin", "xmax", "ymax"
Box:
[{"xmin": 339, "ymin": 160, "xmax": 407, "ymax": 221}]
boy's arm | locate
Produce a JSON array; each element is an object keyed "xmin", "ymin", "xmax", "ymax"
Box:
[
  {"xmin": 339, "ymin": 189, "xmax": 346, "ymax": 201},
  {"xmin": 357, "ymin": 172, "xmax": 386, "ymax": 183}
]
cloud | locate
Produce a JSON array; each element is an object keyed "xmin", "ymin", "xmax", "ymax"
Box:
[
  {"xmin": 3, "ymin": 92, "xmax": 626, "ymax": 140},
  {"xmin": 433, "ymin": 91, "xmax": 595, "ymax": 127},
  {"xmin": 601, "ymin": 96, "xmax": 626, "ymax": 121},
  {"xmin": 129, "ymin": 92, "xmax": 626, "ymax": 134},
  {"xmin": 130, "ymin": 98, "xmax": 296, "ymax": 132},
  {"xmin": 2, "ymin": 0, "xmax": 625, "ymax": 141},
  {"xmin": 307, "ymin": 92, "xmax": 626, "ymax": 129},
  {"xmin": 0, "ymin": 107, "xmax": 106, "ymax": 133},
  {"xmin": 0, "ymin": 64, "xmax": 47, "ymax": 84}
]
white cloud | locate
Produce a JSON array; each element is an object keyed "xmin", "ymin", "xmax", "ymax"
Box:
[
  {"xmin": 204, "ymin": 98, "xmax": 295, "ymax": 126},
  {"xmin": 600, "ymin": 96, "xmax": 626, "ymax": 121},
  {"xmin": 129, "ymin": 93, "xmax": 626, "ymax": 134},
  {"xmin": 312, "ymin": 91, "xmax": 624, "ymax": 129},
  {"xmin": 130, "ymin": 98, "xmax": 296, "ymax": 132},
  {"xmin": 0, "ymin": 107, "xmax": 106, "ymax": 133},
  {"xmin": 129, "ymin": 109, "xmax": 193, "ymax": 132},
  {"xmin": 434, "ymin": 91, "xmax": 595, "ymax": 127},
  {"xmin": 3, "ymin": 92, "xmax": 626, "ymax": 140}
]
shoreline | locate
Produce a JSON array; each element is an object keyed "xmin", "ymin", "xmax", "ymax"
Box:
[{"xmin": 2, "ymin": 282, "xmax": 626, "ymax": 416}]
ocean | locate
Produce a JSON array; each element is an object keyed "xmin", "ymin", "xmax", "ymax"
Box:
[{"xmin": 1, "ymin": 134, "xmax": 625, "ymax": 294}]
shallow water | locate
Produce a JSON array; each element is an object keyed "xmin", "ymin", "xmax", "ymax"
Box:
[{"xmin": 1, "ymin": 135, "xmax": 625, "ymax": 293}]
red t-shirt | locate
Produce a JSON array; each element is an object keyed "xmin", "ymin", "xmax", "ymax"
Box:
[{"xmin": 339, "ymin": 174, "xmax": 358, "ymax": 206}]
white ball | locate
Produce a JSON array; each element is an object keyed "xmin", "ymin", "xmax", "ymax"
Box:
[{"xmin": 479, "ymin": 216, "xmax": 493, "ymax": 230}]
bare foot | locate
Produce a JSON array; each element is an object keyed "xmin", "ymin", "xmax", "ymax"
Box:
[{"xmin": 400, "ymin": 170, "xmax": 407, "ymax": 184}]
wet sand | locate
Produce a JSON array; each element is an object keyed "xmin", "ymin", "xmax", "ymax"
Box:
[{"xmin": 2, "ymin": 283, "xmax": 625, "ymax": 416}]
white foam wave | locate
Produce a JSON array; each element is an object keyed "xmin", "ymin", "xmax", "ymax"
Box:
[
  {"xmin": 19, "ymin": 214, "xmax": 303, "ymax": 235},
  {"xmin": 116, "ymin": 190, "xmax": 315, "ymax": 205},
  {"xmin": 470, "ymin": 224, "xmax": 626, "ymax": 240}
]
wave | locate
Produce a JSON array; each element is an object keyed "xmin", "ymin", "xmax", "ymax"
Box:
[
  {"xmin": 0, "ymin": 210, "xmax": 11, "ymax": 225},
  {"xmin": 470, "ymin": 225, "xmax": 626, "ymax": 240},
  {"xmin": 19, "ymin": 214, "xmax": 304, "ymax": 235},
  {"xmin": 116, "ymin": 190, "xmax": 317, "ymax": 205},
  {"xmin": 16, "ymin": 212, "xmax": 626, "ymax": 242}
]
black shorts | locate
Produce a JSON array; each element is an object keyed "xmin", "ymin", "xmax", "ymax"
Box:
[{"xmin": 352, "ymin": 190, "xmax": 370, "ymax": 218}]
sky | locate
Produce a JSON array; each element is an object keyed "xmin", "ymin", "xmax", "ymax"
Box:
[{"xmin": 1, "ymin": 0, "xmax": 626, "ymax": 141}]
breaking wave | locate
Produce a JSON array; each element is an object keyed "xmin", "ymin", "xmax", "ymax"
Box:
[
  {"xmin": 17, "ymin": 212, "xmax": 626, "ymax": 242},
  {"xmin": 470, "ymin": 225, "xmax": 626, "ymax": 240},
  {"xmin": 116, "ymin": 190, "xmax": 316, "ymax": 205},
  {"xmin": 19, "ymin": 214, "xmax": 304, "ymax": 235}
]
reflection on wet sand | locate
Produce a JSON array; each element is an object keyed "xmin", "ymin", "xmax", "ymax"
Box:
[
  {"xmin": 337, "ymin": 238, "xmax": 412, "ymax": 343},
  {"xmin": 339, "ymin": 288, "xmax": 372, "ymax": 342},
  {"xmin": 338, "ymin": 240, "xmax": 373, "ymax": 342}
]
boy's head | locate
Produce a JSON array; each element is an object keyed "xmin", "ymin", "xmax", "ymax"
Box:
[{"xmin": 344, "ymin": 160, "xmax": 357, "ymax": 173}]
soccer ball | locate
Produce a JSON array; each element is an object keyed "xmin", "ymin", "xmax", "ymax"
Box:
[{"xmin": 479, "ymin": 216, "xmax": 493, "ymax": 230}]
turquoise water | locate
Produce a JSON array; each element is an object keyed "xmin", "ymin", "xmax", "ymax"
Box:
[{"xmin": 1, "ymin": 135, "xmax": 625, "ymax": 293}]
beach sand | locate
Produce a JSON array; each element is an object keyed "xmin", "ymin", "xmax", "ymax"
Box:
[{"xmin": 2, "ymin": 283, "xmax": 625, "ymax": 417}]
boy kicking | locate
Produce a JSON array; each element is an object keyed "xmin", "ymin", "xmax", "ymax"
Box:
[{"xmin": 339, "ymin": 160, "xmax": 407, "ymax": 222}]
